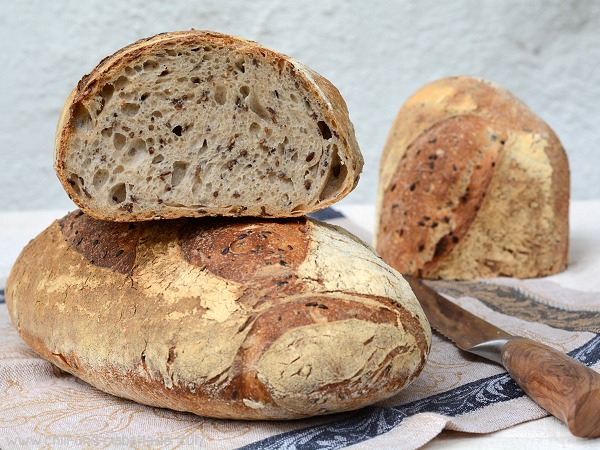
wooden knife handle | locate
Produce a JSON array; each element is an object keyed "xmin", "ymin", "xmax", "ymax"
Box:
[{"xmin": 501, "ymin": 337, "xmax": 600, "ymax": 438}]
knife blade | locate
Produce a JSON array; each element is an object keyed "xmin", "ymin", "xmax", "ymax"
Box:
[{"xmin": 404, "ymin": 275, "xmax": 600, "ymax": 438}]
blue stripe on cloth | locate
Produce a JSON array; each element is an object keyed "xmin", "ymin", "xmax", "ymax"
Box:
[
  {"xmin": 307, "ymin": 207, "xmax": 345, "ymax": 221},
  {"xmin": 0, "ymin": 288, "xmax": 4, "ymax": 304},
  {"xmin": 240, "ymin": 334, "xmax": 600, "ymax": 450}
]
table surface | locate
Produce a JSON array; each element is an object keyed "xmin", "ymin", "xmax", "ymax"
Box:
[{"xmin": 1, "ymin": 200, "xmax": 599, "ymax": 449}]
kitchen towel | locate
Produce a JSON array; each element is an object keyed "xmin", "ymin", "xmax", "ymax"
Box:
[{"xmin": 1, "ymin": 209, "xmax": 599, "ymax": 449}]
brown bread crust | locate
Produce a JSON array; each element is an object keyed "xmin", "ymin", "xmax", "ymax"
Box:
[
  {"xmin": 58, "ymin": 209, "xmax": 143, "ymax": 274},
  {"xmin": 376, "ymin": 76, "xmax": 569, "ymax": 279},
  {"xmin": 6, "ymin": 211, "xmax": 430, "ymax": 420}
]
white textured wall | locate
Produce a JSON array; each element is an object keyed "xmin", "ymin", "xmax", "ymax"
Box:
[{"xmin": 1, "ymin": 0, "xmax": 599, "ymax": 210}]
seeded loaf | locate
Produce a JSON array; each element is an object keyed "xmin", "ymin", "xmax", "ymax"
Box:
[
  {"xmin": 6, "ymin": 210, "xmax": 430, "ymax": 420},
  {"xmin": 54, "ymin": 30, "xmax": 363, "ymax": 221},
  {"xmin": 376, "ymin": 76, "xmax": 570, "ymax": 280}
]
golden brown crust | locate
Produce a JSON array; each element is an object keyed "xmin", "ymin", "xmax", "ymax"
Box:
[
  {"xmin": 180, "ymin": 217, "xmax": 309, "ymax": 289},
  {"xmin": 6, "ymin": 212, "xmax": 430, "ymax": 420},
  {"xmin": 376, "ymin": 76, "xmax": 569, "ymax": 279},
  {"xmin": 54, "ymin": 30, "xmax": 363, "ymax": 221}
]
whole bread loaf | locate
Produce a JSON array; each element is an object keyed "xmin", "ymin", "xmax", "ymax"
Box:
[
  {"xmin": 376, "ymin": 76, "xmax": 569, "ymax": 279},
  {"xmin": 6, "ymin": 210, "xmax": 430, "ymax": 420},
  {"xmin": 54, "ymin": 30, "xmax": 363, "ymax": 221}
]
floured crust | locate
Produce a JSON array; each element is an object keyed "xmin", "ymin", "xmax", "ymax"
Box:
[
  {"xmin": 54, "ymin": 30, "xmax": 363, "ymax": 221},
  {"xmin": 376, "ymin": 76, "xmax": 569, "ymax": 279},
  {"xmin": 6, "ymin": 211, "xmax": 430, "ymax": 420}
]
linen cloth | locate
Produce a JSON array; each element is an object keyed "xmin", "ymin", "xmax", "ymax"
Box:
[{"xmin": 0, "ymin": 203, "xmax": 599, "ymax": 449}]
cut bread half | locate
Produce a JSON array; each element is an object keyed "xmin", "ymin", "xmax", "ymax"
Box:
[{"xmin": 54, "ymin": 30, "xmax": 363, "ymax": 221}]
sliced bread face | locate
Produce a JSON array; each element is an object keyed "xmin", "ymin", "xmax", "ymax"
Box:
[{"xmin": 55, "ymin": 31, "xmax": 362, "ymax": 221}]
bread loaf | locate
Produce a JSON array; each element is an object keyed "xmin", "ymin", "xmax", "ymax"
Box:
[
  {"xmin": 376, "ymin": 76, "xmax": 569, "ymax": 279},
  {"xmin": 6, "ymin": 210, "xmax": 430, "ymax": 420},
  {"xmin": 54, "ymin": 30, "xmax": 363, "ymax": 222}
]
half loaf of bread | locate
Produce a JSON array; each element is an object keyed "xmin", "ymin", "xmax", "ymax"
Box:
[
  {"xmin": 54, "ymin": 31, "xmax": 363, "ymax": 221},
  {"xmin": 376, "ymin": 76, "xmax": 569, "ymax": 279},
  {"xmin": 6, "ymin": 211, "xmax": 430, "ymax": 420}
]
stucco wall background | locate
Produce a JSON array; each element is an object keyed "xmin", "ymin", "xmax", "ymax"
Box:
[{"xmin": 1, "ymin": 0, "xmax": 598, "ymax": 211}]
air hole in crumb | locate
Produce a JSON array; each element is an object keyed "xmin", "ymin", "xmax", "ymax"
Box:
[
  {"xmin": 100, "ymin": 84, "xmax": 114, "ymax": 103},
  {"xmin": 152, "ymin": 110, "xmax": 163, "ymax": 118},
  {"xmin": 143, "ymin": 60, "xmax": 159, "ymax": 71},
  {"xmin": 249, "ymin": 122, "xmax": 261, "ymax": 134},
  {"xmin": 317, "ymin": 121, "xmax": 332, "ymax": 140},
  {"xmin": 319, "ymin": 144, "xmax": 347, "ymax": 201},
  {"xmin": 290, "ymin": 93, "xmax": 298, "ymax": 103},
  {"xmin": 113, "ymin": 133, "xmax": 126, "ymax": 150},
  {"xmin": 172, "ymin": 125, "xmax": 183, "ymax": 136},
  {"xmin": 127, "ymin": 138, "xmax": 146, "ymax": 157},
  {"xmin": 113, "ymin": 165, "xmax": 124, "ymax": 174},
  {"xmin": 239, "ymin": 85, "xmax": 250, "ymax": 98},
  {"xmin": 214, "ymin": 85, "xmax": 227, "ymax": 105},
  {"xmin": 292, "ymin": 204, "xmax": 308, "ymax": 213},
  {"xmin": 332, "ymin": 164, "xmax": 341, "ymax": 177},
  {"xmin": 247, "ymin": 92, "xmax": 270, "ymax": 121},
  {"xmin": 72, "ymin": 103, "xmax": 92, "ymax": 131},
  {"xmin": 235, "ymin": 57, "xmax": 246, "ymax": 73},
  {"xmin": 171, "ymin": 161, "xmax": 188, "ymax": 187},
  {"xmin": 67, "ymin": 174, "xmax": 81, "ymax": 195},
  {"xmin": 122, "ymin": 103, "xmax": 140, "ymax": 116},
  {"xmin": 92, "ymin": 169, "xmax": 109, "ymax": 188},
  {"xmin": 140, "ymin": 92, "xmax": 150, "ymax": 101},
  {"xmin": 114, "ymin": 76, "xmax": 128, "ymax": 90},
  {"xmin": 152, "ymin": 154, "xmax": 164, "ymax": 164},
  {"xmin": 110, "ymin": 183, "xmax": 127, "ymax": 204}
]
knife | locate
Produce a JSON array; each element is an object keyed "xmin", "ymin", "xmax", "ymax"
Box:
[{"xmin": 404, "ymin": 275, "xmax": 600, "ymax": 438}]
